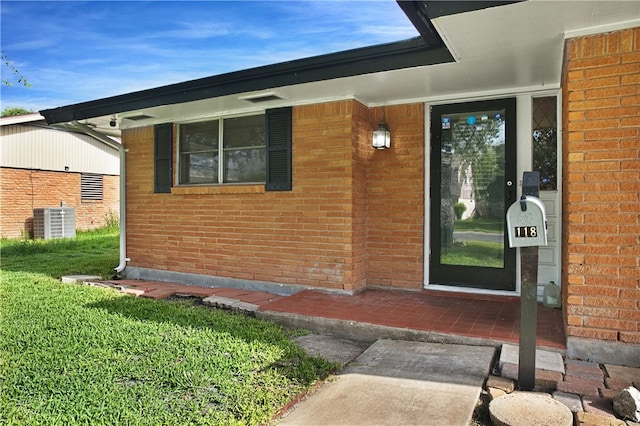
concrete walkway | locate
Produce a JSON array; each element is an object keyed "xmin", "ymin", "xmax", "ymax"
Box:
[{"xmin": 277, "ymin": 339, "xmax": 496, "ymax": 425}]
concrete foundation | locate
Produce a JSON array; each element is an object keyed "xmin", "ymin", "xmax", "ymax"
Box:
[
  {"xmin": 567, "ymin": 337, "xmax": 640, "ymax": 368},
  {"xmin": 124, "ymin": 266, "xmax": 317, "ymax": 296}
]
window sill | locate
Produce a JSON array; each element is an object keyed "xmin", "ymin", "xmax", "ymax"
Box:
[{"xmin": 171, "ymin": 184, "xmax": 266, "ymax": 195}]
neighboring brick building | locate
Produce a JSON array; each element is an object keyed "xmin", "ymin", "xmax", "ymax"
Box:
[
  {"xmin": 40, "ymin": 2, "xmax": 639, "ymax": 366},
  {"xmin": 0, "ymin": 114, "xmax": 120, "ymax": 238}
]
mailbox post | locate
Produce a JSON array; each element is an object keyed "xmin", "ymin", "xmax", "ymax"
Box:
[{"xmin": 506, "ymin": 172, "xmax": 547, "ymax": 391}]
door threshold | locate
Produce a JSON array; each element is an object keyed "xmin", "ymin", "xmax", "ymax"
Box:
[{"xmin": 424, "ymin": 284, "xmax": 520, "ymax": 301}]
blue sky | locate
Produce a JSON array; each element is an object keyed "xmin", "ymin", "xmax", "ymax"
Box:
[{"xmin": 1, "ymin": 1, "xmax": 417, "ymax": 113}]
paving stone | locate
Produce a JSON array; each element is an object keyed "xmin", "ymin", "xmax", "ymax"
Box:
[
  {"xmin": 567, "ymin": 365, "xmax": 605, "ymax": 382},
  {"xmin": 583, "ymin": 396, "xmax": 617, "ymax": 417},
  {"xmin": 553, "ymin": 391, "xmax": 584, "ymax": 413},
  {"xmin": 500, "ymin": 344, "xmax": 565, "ymax": 373},
  {"xmin": 489, "ymin": 387, "xmax": 507, "ymax": 400},
  {"xmin": 202, "ymin": 296, "xmax": 259, "ymax": 313},
  {"xmin": 203, "ymin": 295, "xmax": 239, "ymax": 307},
  {"xmin": 489, "ymin": 392, "xmax": 572, "ymax": 426},
  {"xmin": 602, "ymin": 388, "xmax": 621, "ymax": 400},
  {"xmin": 536, "ymin": 369, "xmax": 563, "ymax": 388},
  {"xmin": 576, "ymin": 411, "xmax": 626, "ymax": 426},
  {"xmin": 567, "ymin": 359, "xmax": 604, "ymax": 373},
  {"xmin": 142, "ymin": 287, "xmax": 178, "ymax": 299},
  {"xmin": 174, "ymin": 287, "xmax": 219, "ymax": 297},
  {"xmin": 538, "ymin": 369, "xmax": 564, "ymax": 381},
  {"xmin": 488, "ymin": 375, "xmax": 516, "ymax": 393},
  {"xmin": 121, "ymin": 288, "xmax": 145, "ymax": 297},
  {"xmin": 501, "ymin": 362, "xmax": 519, "ymax": 380},
  {"xmin": 61, "ymin": 275, "xmax": 103, "ymax": 283},
  {"xmin": 566, "ymin": 374, "xmax": 605, "ymax": 387},
  {"xmin": 233, "ymin": 301, "xmax": 260, "ymax": 313},
  {"xmin": 557, "ymin": 378, "xmax": 600, "ymax": 398},
  {"xmin": 501, "ymin": 364, "xmax": 563, "ymax": 391},
  {"xmin": 607, "ymin": 377, "xmax": 635, "ymax": 391},
  {"xmin": 606, "ymin": 366, "xmax": 640, "ymax": 383}
]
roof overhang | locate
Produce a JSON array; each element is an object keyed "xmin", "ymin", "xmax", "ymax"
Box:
[
  {"xmin": 40, "ymin": 0, "xmax": 640, "ymax": 130},
  {"xmin": 0, "ymin": 112, "xmax": 46, "ymax": 126},
  {"xmin": 40, "ymin": 36, "xmax": 453, "ymax": 125}
]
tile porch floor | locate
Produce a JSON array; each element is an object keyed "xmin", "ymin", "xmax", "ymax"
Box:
[{"xmin": 104, "ymin": 280, "xmax": 566, "ymax": 350}]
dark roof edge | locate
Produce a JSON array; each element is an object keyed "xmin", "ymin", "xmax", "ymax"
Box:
[
  {"xmin": 421, "ymin": 0, "xmax": 524, "ymax": 20},
  {"xmin": 396, "ymin": 1, "xmax": 444, "ymax": 47},
  {"xmin": 41, "ymin": 37, "xmax": 453, "ymax": 124}
]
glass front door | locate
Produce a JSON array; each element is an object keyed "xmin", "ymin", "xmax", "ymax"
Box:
[{"xmin": 430, "ymin": 98, "xmax": 517, "ymax": 290}]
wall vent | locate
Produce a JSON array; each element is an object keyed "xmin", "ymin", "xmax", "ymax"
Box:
[
  {"xmin": 33, "ymin": 208, "xmax": 76, "ymax": 239},
  {"xmin": 239, "ymin": 91, "xmax": 286, "ymax": 103}
]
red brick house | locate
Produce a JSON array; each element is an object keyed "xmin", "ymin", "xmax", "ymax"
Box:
[
  {"xmin": 1, "ymin": 113, "xmax": 120, "ymax": 239},
  {"xmin": 40, "ymin": 1, "xmax": 640, "ymax": 366}
]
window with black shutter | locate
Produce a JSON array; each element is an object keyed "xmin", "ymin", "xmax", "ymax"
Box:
[
  {"xmin": 172, "ymin": 108, "xmax": 292, "ymax": 191},
  {"xmin": 154, "ymin": 123, "xmax": 173, "ymax": 193}
]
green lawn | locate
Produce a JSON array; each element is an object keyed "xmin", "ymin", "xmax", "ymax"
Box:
[
  {"xmin": 1, "ymin": 226, "xmax": 120, "ymax": 279},
  {"xmin": 454, "ymin": 218, "xmax": 503, "ymax": 234},
  {"xmin": 0, "ymin": 229, "xmax": 335, "ymax": 425},
  {"xmin": 441, "ymin": 240, "xmax": 504, "ymax": 268}
]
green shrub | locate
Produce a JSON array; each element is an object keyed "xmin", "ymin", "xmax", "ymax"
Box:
[{"xmin": 454, "ymin": 202, "xmax": 467, "ymax": 219}]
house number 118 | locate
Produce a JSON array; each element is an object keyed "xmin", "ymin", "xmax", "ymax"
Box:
[{"xmin": 514, "ymin": 226, "xmax": 538, "ymax": 238}]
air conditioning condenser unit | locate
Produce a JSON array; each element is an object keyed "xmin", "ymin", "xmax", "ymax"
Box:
[{"xmin": 33, "ymin": 208, "xmax": 76, "ymax": 239}]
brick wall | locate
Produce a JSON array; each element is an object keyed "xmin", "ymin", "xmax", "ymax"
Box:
[
  {"xmin": 562, "ymin": 27, "xmax": 640, "ymax": 344},
  {"xmin": 125, "ymin": 102, "xmax": 358, "ymax": 291},
  {"xmin": 0, "ymin": 167, "xmax": 119, "ymax": 238},
  {"xmin": 123, "ymin": 100, "xmax": 425, "ymax": 292},
  {"xmin": 367, "ymin": 104, "xmax": 425, "ymax": 290},
  {"xmin": 351, "ymin": 101, "xmax": 370, "ymax": 291}
]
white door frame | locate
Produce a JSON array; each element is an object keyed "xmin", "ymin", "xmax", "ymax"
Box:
[{"xmin": 423, "ymin": 89, "xmax": 562, "ymax": 297}]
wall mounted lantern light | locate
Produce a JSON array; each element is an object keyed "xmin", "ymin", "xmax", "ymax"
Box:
[{"xmin": 372, "ymin": 122, "xmax": 391, "ymax": 149}]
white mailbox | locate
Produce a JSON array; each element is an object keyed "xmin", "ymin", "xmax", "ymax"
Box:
[{"xmin": 506, "ymin": 196, "xmax": 548, "ymax": 248}]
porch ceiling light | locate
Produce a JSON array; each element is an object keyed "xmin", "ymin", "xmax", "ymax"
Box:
[{"xmin": 372, "ymin": 122, "xmax": 391, "ymax": 149}]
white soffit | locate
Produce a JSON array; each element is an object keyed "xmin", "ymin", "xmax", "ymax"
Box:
[{"xmin": 429, "ymin": 0, "xmax": 640, "ymax": 97}]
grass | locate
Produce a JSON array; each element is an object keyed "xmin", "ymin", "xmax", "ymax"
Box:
[
  {"xmin": 0, "ymin": 228, "xmax": 336, "ymax": 425},
  {"xmin": 441, "ymin": 219, "xmax": 505, "ymax": 267},
  {"xmin": 441, "ymin": 240, "xmax": 504, "ymax": 268},
  {"xmin": 1, "ymin": 226, "xmax": 120, "ymax": 279},
  {"xmin": 454, "ymin": 218, "xmax": 503, "ymax": 233}
]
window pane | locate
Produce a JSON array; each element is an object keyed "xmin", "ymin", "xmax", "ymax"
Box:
[
  {"xmin": 224, "ymin": 115, "xmax": 265, "ymax": 148},
  {"xmin": 532, "ymin": 96, "xmax": 557, "ymax": 190},
  {"xmin": 178, "ymin": 114, "xmax": 266, "ymax": 185},
  {"xmin": 224, "ymin": 148, "xmax": 266, "ymax": 183},
  {"xmin": 440, "ymin": 109, "xmax": 506, "ymax": 268},
  {"xmin": 180, "ymin": 152, "xmax": 218, "ymax": 184},
  {"xmin": 181, "ymin": 121, "xmax": 219, "ymax": 152}
]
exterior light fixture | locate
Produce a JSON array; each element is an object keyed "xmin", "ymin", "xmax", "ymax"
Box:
[{"xmin": 372, "ymin": 122, "xmax": 391, "ymax": 149}]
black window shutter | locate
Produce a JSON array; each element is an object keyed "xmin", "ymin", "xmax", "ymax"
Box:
[
  {"xmin": 154, "ymin": 123, "xmax": 173, "ymax": 193},
  {"xmin": 265, "ymin": 107, "xmax": 292, "ymax": 191}
]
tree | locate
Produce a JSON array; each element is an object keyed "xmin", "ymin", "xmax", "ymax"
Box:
[
  {"xmin": 440, "ymin": 116, "xmax": 504, "ymax": 248},
  {"xmin": 2, "ymin": 107, "xmax": 33, "ymax": 117},
  {"xmin": 2, "ymin": 52, "xmax": 31, "ymax": 88},
  {"xmin": 450, "ymin": 117, "xmax": 502, "ymax": 201}
]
